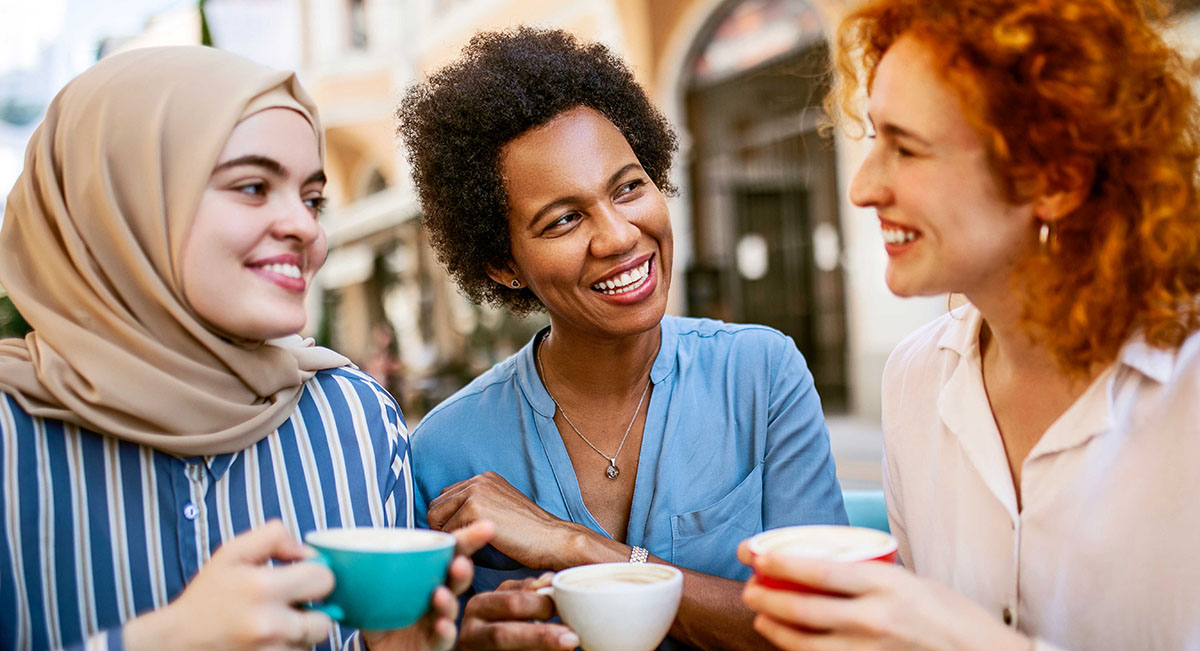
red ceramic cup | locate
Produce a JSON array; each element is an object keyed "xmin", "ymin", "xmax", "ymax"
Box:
[{"xmin": 746, "ymin": 525, "xmax": 898, "ymax": 593}]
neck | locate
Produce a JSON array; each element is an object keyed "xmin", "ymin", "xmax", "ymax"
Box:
[
  {"xmin": 970, "ymin": 289, "xmax": 1074, "ymax": 384},
  {"xmin": 537, "ymin": 321, "xmax": 660, "ymax": 400}
]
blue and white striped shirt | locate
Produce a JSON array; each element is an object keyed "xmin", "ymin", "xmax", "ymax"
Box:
[{"xmin": 0, "ymin": 367, "xmax": 413, "ymax": 651}]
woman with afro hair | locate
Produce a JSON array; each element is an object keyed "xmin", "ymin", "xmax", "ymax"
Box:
[
  {"xmin": 398, "ymin": 27, "xmax": 846, "ymax": 650},
  {"xmin": 739, "ymin": 0, "xmax": 1200, "ymax": 649}
]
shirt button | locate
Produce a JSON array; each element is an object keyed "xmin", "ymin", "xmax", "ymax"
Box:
[
  {"xmin": 183, "ymin": 503, "xmax": 199, "ymax": 520},
  {"xmin": 1002, "ymin": 607, "xmax": 1013, "ymax": 626}
]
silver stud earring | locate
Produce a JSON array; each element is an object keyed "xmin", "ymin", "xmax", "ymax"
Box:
[{"xmin": 510, "ymin": 279, "xmax": 521, "ymax": 288}]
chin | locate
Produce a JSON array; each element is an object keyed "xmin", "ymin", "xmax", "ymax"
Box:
[
  {"xmin": 884, "ymin": 267, "xmax": 940, "ymax": 298},
  {"xmin": 634, "ymin": 306, "xmax": 669, "ymax": 335},
  {"xmin": 243, "ymin": 318, "xmax": 308, "ymax": 342},
  {"xmin": 885, "ymin": 280, "xmax": 951, "ymax": 299},
  {"xmin": 885, "ymin": 276, "xmax": 938, "ymax": 298},
  {"xmin": 598, "ymin": 310, "xmax": 664, "ymax": 340}
]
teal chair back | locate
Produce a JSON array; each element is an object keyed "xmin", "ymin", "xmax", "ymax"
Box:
[{"xmin": 842, "ymin": 489, "xmax": 890, "ymax": 533}]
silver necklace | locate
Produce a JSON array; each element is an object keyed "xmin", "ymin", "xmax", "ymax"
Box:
[{"xmin": 536, "ymin": 337, "xmax": 652, "ymax": 480}]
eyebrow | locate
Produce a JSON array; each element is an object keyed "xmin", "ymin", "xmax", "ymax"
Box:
[
  {"xmin": 527, "ymin": 162, "xmax": 645, "ymax": 229},
  {"xmin": 212, "ymin": 154, "xmax": 326, "ymax": 185},
  {"xmin": 881, "ymin": 123, "xmax": 932, "ymax": 147},
  {"xmin": 867, "ymin": 114, "xmax": 933, "ymax": 148}
]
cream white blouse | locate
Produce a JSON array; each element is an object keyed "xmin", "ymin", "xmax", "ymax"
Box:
[{"xmin": 882, "ymin": 305, "xmax": 1200, "ymax": 651}]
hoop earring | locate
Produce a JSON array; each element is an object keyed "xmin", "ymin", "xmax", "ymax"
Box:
[
  {"xmin": 510, "ymin": 279, "xmax": 521, "ymax": 288},
  {"xmin": 1038, "ymin": 220, "xmax": 1057, "ymax": 255}
]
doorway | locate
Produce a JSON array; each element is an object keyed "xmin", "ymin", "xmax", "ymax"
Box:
[{"xmin": 683, "ymin": 0, "xmax": 848, "ymax": 411}]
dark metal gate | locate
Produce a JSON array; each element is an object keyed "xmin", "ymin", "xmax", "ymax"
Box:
[{"xmin": 685, "ymin": 40, "xmax": 848, "ymax": 411}]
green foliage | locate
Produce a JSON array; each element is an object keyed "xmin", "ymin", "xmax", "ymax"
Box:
[
  {"xmin": 199, "ymin": 0, "xmax": 214, "ymax": 46},
  {"xmin": 0, "ymin": 293, "xmax": 31, "ymax": 339}
]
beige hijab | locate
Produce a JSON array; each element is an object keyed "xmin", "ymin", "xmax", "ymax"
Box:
[{"xmin": 0, "ymin": 46, "xmax": 348, "ymax": 456}]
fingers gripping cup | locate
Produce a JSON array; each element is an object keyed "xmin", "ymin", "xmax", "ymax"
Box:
[
  {"xmin": 746, "ymin": 525, "xmax": 898, "ymax": 593},
  {"xmin": 305, "ymin": 527, "xmax": 456, "ymax": 630},
  {"xmin": 537, "ymin": 562, "xmax": 683, "ymax": 651}
]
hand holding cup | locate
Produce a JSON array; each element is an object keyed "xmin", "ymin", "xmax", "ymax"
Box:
[
  {"xmin": 738, "ymin": 525, "xmax": 1031, "ymax": 651},
  {"xmin": 309, "ymin": 520, "xmax": 493, "ymax": 651},
  {"xmin": 457, "ymin": 574, "xmax": 581, "ymax": 650},
  {"xmin": 536, "ymin": 562, "xmax": 683, "ymax": 651}
]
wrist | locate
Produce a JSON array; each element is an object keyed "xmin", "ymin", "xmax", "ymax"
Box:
[
  {"xmin": 557, "ymin": 524, "xmax": 615, "ymax": 570},
  {"xmin": 557, "ymin": 526, "xmax": 591, "ymax": 570},
  {"xmin": 123, "ymin": 605, "xmax": 177, "ymax": 651}
]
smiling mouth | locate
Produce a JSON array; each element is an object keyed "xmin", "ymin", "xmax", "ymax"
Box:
[
  {"xmin": 251, "ymin": 262, "xmax": 303, "ymax": 279},
  {"xmin": 881, "ymin": 225, "xmax": 920, "ymax": 245},
  {"xmin": 591, "ymin": 258, "xmax": 651, "ymax": 295}
]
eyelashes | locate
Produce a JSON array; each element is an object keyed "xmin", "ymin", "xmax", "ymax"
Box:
[
  {"xmin": 306, "ymin": 196, "xmax": 328, "ymax": 215},
  {"xmin": 229, "ymin": 180, "xmax": 327, "ymax": 216}
]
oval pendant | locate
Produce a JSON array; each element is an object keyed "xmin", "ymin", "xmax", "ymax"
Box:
[{"xmin": 606, "ymin": 463, "xmax": 620, "ymax": 479}]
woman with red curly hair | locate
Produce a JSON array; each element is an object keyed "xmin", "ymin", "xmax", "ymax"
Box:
[{"xmin": 738, "ymin": 0, "xmax": 1200, "ymax": 648}]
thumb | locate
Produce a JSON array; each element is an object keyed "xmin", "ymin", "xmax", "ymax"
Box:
[
  {"xmin": 452, "ymin": 519, "xmax": 495, "ymax": 557},
  {"xmin": 737, "ymin": 540, "xmax": 755, "ymax": 568},
  {"xmin": 213, "ymin": 520, "xmax": 305, "ymax": 566}
]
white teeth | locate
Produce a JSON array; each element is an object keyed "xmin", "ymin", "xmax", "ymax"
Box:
[
  {"xmin": 592, "ymin": 259, "xmax": 651, "ymax": 294},
  {"xmin": 881, "ymin": 228, "xmax": 918, "ymax": 245},
  {"xmin": 261, "ymin": 263, "xmax": 302, "ymax": 279}
]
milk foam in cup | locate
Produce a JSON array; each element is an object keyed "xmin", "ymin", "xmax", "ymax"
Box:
[
  {"xmin": 305, "ymin": 527, "xmax": 455, "ymax": 630},
  {"xmin": 537, "ymin": 562, "xmax": 682, "ymax": 651},
  {"xmin": 746, "ymin": 525, "xmax": 898, "ymax": 592}
]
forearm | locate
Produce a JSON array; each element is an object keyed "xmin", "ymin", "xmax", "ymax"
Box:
[{"xmin": 668, "ymin": 568, "xmax": 764, "ymax": 650}]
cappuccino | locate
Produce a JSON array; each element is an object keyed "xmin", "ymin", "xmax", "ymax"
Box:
[
  {"xmin": 560, "ymin": 571, "xmax": 669, "ymax": 589},
  {"xmin": 306, "ymin": 527, "xmax": 450, "ymax": 553},
  {"xmin": 750, "ymin": 525, "xmax": 896, "ymax": 562}
]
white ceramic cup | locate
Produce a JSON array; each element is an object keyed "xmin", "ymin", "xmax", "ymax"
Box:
[{"xmin": 537, "ymin": 562, "xmax": 683, "ymax": 651}]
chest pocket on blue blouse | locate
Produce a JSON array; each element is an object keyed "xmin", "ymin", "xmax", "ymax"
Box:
[{"xmin": 670, "ymin": 461, "xmax": 762, "ymax": 581}]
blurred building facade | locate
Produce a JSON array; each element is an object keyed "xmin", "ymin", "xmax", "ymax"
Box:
[
  {"xmin": 298, "ymin": 0, "xmax": 952, "ymax": 421},
  {"xmin": 89, "ymin": 0, "xmax": 1200, "ymax": 423}
]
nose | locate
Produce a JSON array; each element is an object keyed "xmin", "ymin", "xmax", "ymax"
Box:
[
  {"xmin": 848, "ymin": 142, "xmax": 893, "ymax": 209},
  {"xmin": 588, "ymin": 203, "xmax": 640, "ymax": 259},
  {"xmin": 270, "ymin": 197, "xmax": 323, "ymax": 245}
]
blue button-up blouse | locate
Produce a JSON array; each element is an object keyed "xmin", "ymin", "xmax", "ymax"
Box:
[{"xmin": 412, "ymin": 316, "xmax": 846, "ymax": 594}]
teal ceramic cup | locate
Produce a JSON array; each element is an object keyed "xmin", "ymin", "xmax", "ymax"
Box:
[{"xmin": 305, "ymin": 527, "xmax": 456, "ymax": 631}]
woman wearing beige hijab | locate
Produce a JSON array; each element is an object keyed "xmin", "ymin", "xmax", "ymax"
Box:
[{"xmin": 0, "ymin": 46, "xmax": 490, "ymax": 650}]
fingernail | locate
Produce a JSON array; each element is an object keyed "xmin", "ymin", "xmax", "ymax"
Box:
[
  {"xmin": 560, "ymin": 632, "xmax": 580, "ymax": 648},
  {"xmin": 743, "ymin": 585, "xmax": 761, "ymax": 603}
]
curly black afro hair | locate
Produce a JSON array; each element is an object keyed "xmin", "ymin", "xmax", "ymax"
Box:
[{"xmin": 396, "ymin": 26, "xmax": 678, "ymax": 315}]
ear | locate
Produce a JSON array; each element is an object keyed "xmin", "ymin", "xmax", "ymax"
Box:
[
  {"xmin": 1034, "ymin": 170, "xmax": 1091, "ymax": 222},
  {"xmin": 1034, "ymin": 190, "xmax": 1086, "ymax": 222},
  {"xmin": 486, "ymin": 262, "xmax": 523, "ymax": 289}
]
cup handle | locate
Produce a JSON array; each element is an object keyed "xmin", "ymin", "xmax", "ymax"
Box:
[
  {"xmin": 305, "ymin": 553, "xmax": 344, "ymax": 622},
  {"xmin": 535, "ymin": 586, "xmax": 554, "ymax": 599}
]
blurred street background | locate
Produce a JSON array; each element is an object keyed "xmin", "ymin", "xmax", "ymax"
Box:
[{"xmin": 3, "ymin": 0, "xmax": 1199, "ymax": 491}]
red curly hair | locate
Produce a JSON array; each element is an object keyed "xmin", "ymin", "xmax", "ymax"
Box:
[{"xmin": 831, "ymin": 0, "xmax": 1200, "ymax": 373}]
